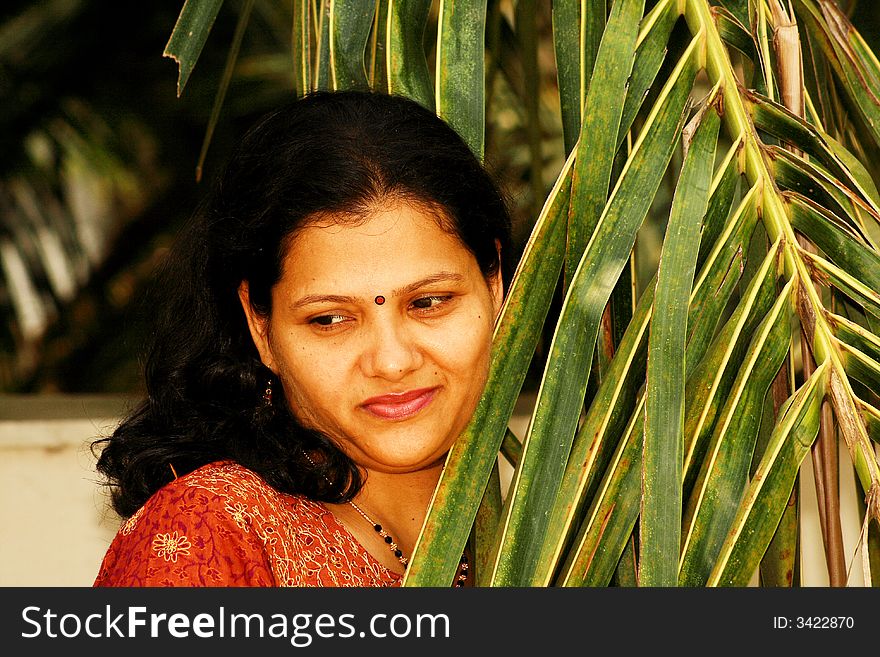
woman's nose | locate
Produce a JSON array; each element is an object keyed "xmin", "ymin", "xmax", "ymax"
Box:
[{"xmin": 361, "ymin": 318, "xmax": 423, "ymax": 380}]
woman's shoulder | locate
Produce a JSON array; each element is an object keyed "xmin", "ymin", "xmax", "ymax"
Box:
[
  {"xmin": 175, "ymin": 461, "xmax": 334, "ymax": 530},
  {"xmin": 94, "ymin": 460, "xmax": 285, "ymax": 587},
  {"xmin": 168, "ymin": 459, "xmax": 288, "ymax": 509},
  {"xmin": 115, "ymin": 460, "xmax": 292, "ymax": 533}
]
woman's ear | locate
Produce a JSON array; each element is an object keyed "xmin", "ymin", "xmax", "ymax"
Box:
[{"xmin": 238, "ymin": 281, "xmax": 277, "ymax": 373}]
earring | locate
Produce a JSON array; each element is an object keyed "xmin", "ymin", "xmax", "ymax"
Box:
[{"xmin": 263, "ymin": 378, "xmax": 273, "ymax": 406}]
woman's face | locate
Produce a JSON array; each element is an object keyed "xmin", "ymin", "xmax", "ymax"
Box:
[{"xmin": 240, "ymin": 201, "xmax": 503, "ymax": 475}]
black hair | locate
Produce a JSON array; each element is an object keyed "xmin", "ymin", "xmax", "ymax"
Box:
[{"xmin": 92, "ymin": 90, "xmax": 513, "ymax": 518}]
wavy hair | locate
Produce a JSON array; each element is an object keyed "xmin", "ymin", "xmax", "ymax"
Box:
[{"xmin": 93, "ymin": 91, "xmax": 513, "ymax": 518}]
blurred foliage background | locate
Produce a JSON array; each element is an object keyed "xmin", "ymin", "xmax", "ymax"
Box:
[{"xmin": 2, "ymin": 0, "xmax": 879, "ymax": 394}]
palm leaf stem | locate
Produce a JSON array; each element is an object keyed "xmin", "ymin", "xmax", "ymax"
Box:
[
  {"xmin": 292, "ymin": 0, "xmax": 311, "ymax": 97},
  {"xmin": 194, "ymin": 0, "xmax": 255, "ymax": 184},
  {"xmin": 768, "ymin": 0, "xmax": 846, "ymax": 586}
]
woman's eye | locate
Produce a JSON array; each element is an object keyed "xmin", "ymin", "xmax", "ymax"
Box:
[
  {"xmin": 310, "ymin": 314, "xmax": 347, "ymax": 328},
  {"xmin": 411, "ymin": 295, "xmax": 451, "ymax": 310}
]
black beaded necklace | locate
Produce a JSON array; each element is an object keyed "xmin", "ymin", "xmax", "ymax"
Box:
[
  {"xmin": 304, "ymin": 452, "xmax": 469, "ymax": 586},
  {"xmin": 347, "ymin": 499, "xmax": 469, "ymax": 586},
  {"xmin": 347, "ymin": 499, "xmax": 408, "ymax": 564}
]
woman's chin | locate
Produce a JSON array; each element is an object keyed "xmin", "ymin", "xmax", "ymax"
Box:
[{"xmin": 349, "ymin": 441, "xmax": 452, "ymax": 475}]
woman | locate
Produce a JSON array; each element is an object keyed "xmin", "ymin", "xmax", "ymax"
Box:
[{"xmin": 92, "ymin": 90, "xmax": 513, "ymax": 587}]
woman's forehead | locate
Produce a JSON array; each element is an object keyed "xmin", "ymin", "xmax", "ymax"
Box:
[
  {"xmin": 292, "ymin": 196, "xmax": 455, "ymax": 236},
  {"xmin": 277, "ymin": 202, "xmax": 480, "ymax": 295}
]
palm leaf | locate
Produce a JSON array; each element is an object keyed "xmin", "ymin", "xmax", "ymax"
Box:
[
  {"xmin": 163, "ymin": 0, "xmax": 225, "ymax": 96},
  {"xmin": 328, "ymin": 0, "xmax": 374, "ymax": 91},
  {"xmin": 386, "ymin": 0, "xmax": 433, "ymax": 109},
  {"xmin": 435, "ymin": 0, "xmax": 488, "ymax": 159},
  {"xmin": 641, "ymin": 92, "xmax": 721, "ymax": 585},
  {"xmin": 708, "ymin": 362, "xmax": 826, "ymax": 586},
  {"xmin": 564, "ymin": 0, "xmax": 644, "ymax": 291},
  {"xmin": 679, "ymin": 275, "xmax": 794, "ymax": 585}
]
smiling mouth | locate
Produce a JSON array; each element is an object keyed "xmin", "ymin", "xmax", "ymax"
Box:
[{"xmin": 360, "ymin": 387, "xmax": 438, "ymax": 420}]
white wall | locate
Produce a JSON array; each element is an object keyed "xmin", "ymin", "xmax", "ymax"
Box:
[{"xmin": 0, "ymin": 395, "xmax": 127, "ymax": 586}]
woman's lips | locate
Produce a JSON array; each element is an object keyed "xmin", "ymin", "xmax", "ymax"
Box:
[{"xmin": 361, "ymin": 387, "xmax": 438, "ymax": 420}]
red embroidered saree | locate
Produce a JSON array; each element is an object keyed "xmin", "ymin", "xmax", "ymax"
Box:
[{"xmin": 94, "ymin": 461, "xmax": 402, "ymax": 587}]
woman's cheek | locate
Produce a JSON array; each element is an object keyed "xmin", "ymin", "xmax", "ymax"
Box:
[{"xmin": 439, "ymin": 320, "xmax": 492, "ymax": 365}]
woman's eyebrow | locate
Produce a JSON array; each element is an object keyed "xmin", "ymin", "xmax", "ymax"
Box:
[
  {"xmin": 290, "ymin": 272, "xmax": 465, "ymax": 310},
  {"xmin": 395, "ymin": 271, "xmax": 465, "ymax": 296},
  {"xmin": 290, "ymin": 294, "xmax": 357, "ymax": 310}
]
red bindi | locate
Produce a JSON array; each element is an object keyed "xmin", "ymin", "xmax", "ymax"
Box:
[{"xmin": 374, "ymin": 295, "xmax": 385, "ymax": 305}]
